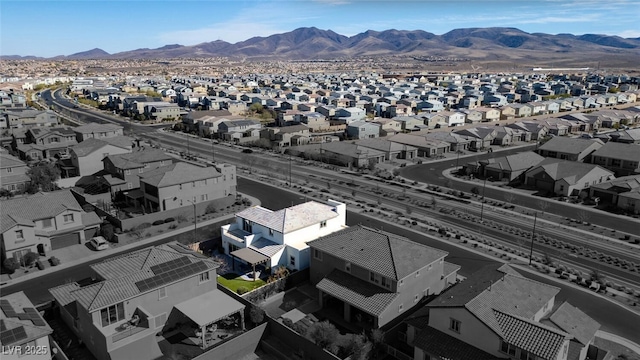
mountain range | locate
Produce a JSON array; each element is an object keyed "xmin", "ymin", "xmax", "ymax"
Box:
[{"xmin": 4, "ymin": 27, "xmax": 640, "ymax": 65}]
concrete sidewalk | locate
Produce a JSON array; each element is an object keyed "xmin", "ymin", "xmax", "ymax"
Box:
[
  {"xmin": 0, "ymin": 194, "xmax": 260, "ymax": 289},
  {"xmin": 596, "ymin": 330, "xmax": 640, "ymax": 355}
]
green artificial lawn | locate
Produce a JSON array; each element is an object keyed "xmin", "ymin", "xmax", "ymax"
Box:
[{"xmin": 217, "ymin": 273, "xmax": 266, "ymax": 293}]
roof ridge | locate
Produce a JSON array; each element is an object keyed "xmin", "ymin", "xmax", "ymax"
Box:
[
  {"xmin": 385, "ymin": 232, "xmax": 399, "ymax": 280},
  {"xmin": 81, "ymin": 282, "xmax": 105, "ymax": 311}
]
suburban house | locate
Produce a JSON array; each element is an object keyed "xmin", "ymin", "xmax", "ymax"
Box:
[
  {"xmin": 372, "ymin": 119, "xmax": 403, "ymax": 135},
  {"xmin": 143, "ymin": 103, "xmax": 182, "ymax": 122},
  {"xmin": 388, "ymin": 133, "xmax": 450, "ymax": 157},
  {"xmin": 524, "ymin": 158, "xmax": 615, "ymax": 196},
  {"xmin": 346, "ymin": 121, "xmax": 380, "ymax": 139},
  {"xmin": 318, "ymin": 141, "xmax": 386, "ymax": 168},
  {"xmin": 606, "ymin": 128, "xmax": 640, "ymax": 144},
  {"xmin": 16, "ymin": 126, "xmax": 78, "ymax": 161},
  {"xmin": 356, "ymin": 138, "xmax": 418, "ymax": 161},
  {"xmin": 221, "ymin": 199, "xmax": 347, "ymax": 272},
  {"xmin": 506, "ymin": 122, "xmax": 548, "ymax": 140},
  {"xmin": 1, "ymin": 109, "xmax": 58, "ymax": 129},
  {"xmin": 536, "ymin": 137, "xmax": 604, "ymax": 162},
  {"xmin": 308, "ymin": 225, "xmax": 460, "ymax": 329},
  {"xmin": 100, "ymin": 149, "xmax": 174, "ymax": 195},
  {"xmin": 260, "ymin": 125, "xmax": 311, "ymax": 148},
  {"xmin": 0, "ymin": 153, "xmax": 30, "ymax": 193},
  {"xmin": 0, "ymin": 189, "xmax": 102, "ymax": 261},
  {"xmin": 73, "ymin": 123, "xmax": 124, "ymax": 142},
  {"xmin": 0, "ymin": 291, "xmax": 53, "ymax": 360},
  {"xmin": 48, "ymin": 242, "xmax": 246, "ymax": 360},
  {"xmin": 590, "ymin": 142, "xmax": 640, "ymax": 176},
  {"xmin": 475, "ymin": 151, "xmax": 545, "ymax": 182},
  {"xmin": 406, "ymin": 263, "xmax": 600, "ymax": 360},
  {"xmin": 217, "ymin": 119, "xmax": 262, "ymax": 138},
  {"xmin": 453, "ymin": 127, "xmax": 497, "ymax": 151},
  {"xmin": 139, "ymin": 162, "xmax": 236, "ymax": 213},
  {"xmin": 67, "ymin": 138, "xmax": 132, "ymax": 177},
  {"xmin": 589, "ymin": 175, "xmax": 640, "ymax": 210}
]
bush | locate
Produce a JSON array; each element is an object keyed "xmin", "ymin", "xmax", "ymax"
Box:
[
  {"xmin": 24, "ymin": 252, "xmax": 40, "ymax": 267},
  {"xmin": 49, "ymin": 257, "xmax": 61, "ymax": 266},
  {"xmin": 236, "ymin": 286, "xmax": 249, "ymax": 295},
  {"xmin": 3, "ymin": 258, "xmax": 20, "ymax": 274},
  {"xmin": 168, "ymin": 224, "xmax": 177, "ymax": 230},
  {"xmin": 282, "ymin": 318, "xmax": 294, "ymax": 328},
  {"xmin": 164, "ymin": 218, "xmax": 175, "ymax": 223},
  {"xmin": 36, "ymin": 260, "xmax": 45, "ymax": 270},
  {"xmin": 152, "ymin": 220, "xmax": 164, "ymax": 226},
  {"xmin": 136, "ymin": 222, "xmax": 152, "ymax": 230},
  {"xmin": 100, "ymin": 223, "xmax": 115, "ymax": 242},
  {"xmin": 205, "ymin": 203, "xmax": 217, "ymax": 214}
]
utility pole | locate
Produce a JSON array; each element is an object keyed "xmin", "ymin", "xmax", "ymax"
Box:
[
  {"xmin": 480, "ymin": 176, "xmax": 492, "ymax": 222},
  {"xmin": 528, "ymin": 212, "xmax": 538, "ymax": 266}
]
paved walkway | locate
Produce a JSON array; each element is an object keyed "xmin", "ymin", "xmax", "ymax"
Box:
[
  {"xmin": 596, "ymin": 330, "xmax": 640, "ymax": 355},
  {"xmin": 0, "ymin": 194, "xmax": 260, "ymax": 289}
]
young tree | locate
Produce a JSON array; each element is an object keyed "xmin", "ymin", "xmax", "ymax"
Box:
[
  {"xmin": 471, "ymin": 186, "xmax": 480, "ymax": 196},
  {"xmin": 249, "ymin": 305, "xmax": 265, "ymax": 325},
  {"xmin": 343, "ymin": 332, "xmax": 371, "ymax": 360},
  {"xmin": 26, "ymin": 162, "xmax": 61, "ymax": 193},
  {"xmin": 308, "ymin": 320, "xmax": 338, "ymax": 349}
]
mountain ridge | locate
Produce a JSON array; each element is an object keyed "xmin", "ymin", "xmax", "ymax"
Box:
[{"xmin": 4, "ymin": 27, "xmax": 640, "ymax": 63}]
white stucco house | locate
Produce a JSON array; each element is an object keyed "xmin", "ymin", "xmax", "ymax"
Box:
[{"xmin": 221, "ymin": 199, "xmax": 347, "ymax": 272}]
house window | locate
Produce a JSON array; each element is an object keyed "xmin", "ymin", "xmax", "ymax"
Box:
[
  {"xmin": 290, "ymin": 256, "xmax": 296, "ymax": 267},
  {"xmin": 500, "ymin": 340, "xmax": 516, "ymax": 356},
  {"xmin": 370, "ymin": 272, "xmax": 379, "ymax": 284},
  {"xmin": 192, "ymin": 181, "xmax": 195, "ymax": 188},
  {"xmin": 415, "ymin": 270, "xmax": 420, "ymax": 277},
  {"xmin": 313, "ymin": 249, "xmax": 322, "ymax": 261},
  {"xmin": 63, "ymin": 214, "xmax": 74, "ymax": 223},
  {"xmin": 449, "ymin": 318, "xmax": 461, "ymax": 333},
  {"xmin": 139, "ymin": 168, "xmax": 143, "ymax": 173},
  {"xmin": 179, "ymin": 184, "xmax": 182, "ymax": 190},
  {"xmin": 158, "ymin": 287, "xmax": 167, "ymax": 299},
  {"xmin": 125, "ymin": 169, "xmax": 130, "ymax": 175},
  {"xmin": 15, "ymin": 230, "xmax": 24, "ymax": 242},
  {"xmin": 201, "ymin": 194, "xmax": 207, "ymax": 201},
  {"xmin": 269, "ymin": 228, "xmax": 274, "ymax": 236},
  {"xmin": 320, "ymin": 220, "xmax": 327, "ymax": 228},
  {"xmin": 345, "ymin": 262, "xmax": 351, "ymax": 273},
  {"xmin": 414, "ymin": 294, "xmax": 420, "ymax": 303},
  {"xmin": 127, "ymin": 183, "xmax": 132, "ymax": 189},
  {"xmin": 398, "ymin": 304, "xmax": 403, "ymax": 312},
  {"xmin": 428, "ymin": 264, "xmax": 432, "ymax": 270},
  {"xmin": 42, "ymin": 218, "xmax": 52, "ymax": 228},
  {"xmin": 100, "ymin": 303, "xmax": 125, "ymax": 327},
  {"xmin": 6, "ymin": 167, "xmax": 12, "ymax": 173},
  {"xmin": 199, "ymin": 272, "xmax": 210, "ymax": 283},
  {"xmin": 424, "ymin": 288, "xmax": 430, "ymax": 297}
]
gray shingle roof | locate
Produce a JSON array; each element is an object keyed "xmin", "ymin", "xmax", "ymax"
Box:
[
  {"xmin": 537, "ymin": 137, "xmax": 603, "ymax": 154},
  {"xmin": 104, "ymin": 149, "xmax": 173, "ymax": 169},
  {"xmin": 308, "ymin": 225, "xmax": 447, "ymax": 280},
  {"xmin": 547, "ymin": 302, "xmax": 600, "ymax": 346},
  {"xmin": 531, "ymin": 158, "xmax": 613, "ymax": 184},
  {"xmin": 484, "ymin": 151, "xmax": 545, "ymax": 172},
  {"xmin": 316, "ymin": 269, "xmax": 398, "ymax": 316},
  {"xmin": 591, "ymin": 142, "xmax": 640, "ymax": 162}
]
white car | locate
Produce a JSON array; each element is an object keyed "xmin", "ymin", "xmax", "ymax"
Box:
[{"xmin": 90, "ymin": 236, "xmax": 109, "ymax": 251}]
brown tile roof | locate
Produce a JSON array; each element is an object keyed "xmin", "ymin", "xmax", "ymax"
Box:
[
  {"xmin": 139, "ymin": 162, "xmax": 221, "ymax": 187},
  {"xmin": 1, "ymin": 190, "xmax": 83, "ymax": 233},
  {"xmin": 104, "ymin": 149, "xmax": 173, "ymax": 169},
  {"xmin": 316, "ymin": 269, "xmax": 398, "ymax": 316},
  {"xmin": 309, "ymin": 225, "xmax": 447, "ymax": 280}
]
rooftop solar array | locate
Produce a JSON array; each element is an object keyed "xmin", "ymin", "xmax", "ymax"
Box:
[
  {"xmin": 0, "ymin": 300, "xmax": 17, "ymax": 318},
  {"xmin": 150, "ymin": 256, "xmax": 191, "ymax": 275},
  {"xmin": 136, "ymin": 261, "xmax": 208, "ymax": 292},
  {"xmin": 0, "ymin": 320, "xmax": 5, "ymax": 332},
  {"xmin": 0, "ymin": 326, "xmax": 27, "ymax": 346},
  {"xmin": 23, "ymin": 308, "xmax": 47, "ymax": 327}
]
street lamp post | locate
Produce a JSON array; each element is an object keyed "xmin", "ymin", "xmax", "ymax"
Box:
[
  {"xmin": 480, "ymin": 176, "xmax": 492, "ymax": 222},
  {"xmin": 187, "ymin": 199, "xmax": 197, "ymax": 243},
  {"xmin": 528, "ymin": 212, "xmax": 538, "ymax": 266}
]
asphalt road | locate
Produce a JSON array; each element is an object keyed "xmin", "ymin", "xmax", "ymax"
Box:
[{"xmin": 399, "ymin": 150, "xmax": 640, "ymax": 235}]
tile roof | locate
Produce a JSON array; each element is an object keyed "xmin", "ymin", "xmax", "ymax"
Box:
[
  {"xmin": 139, "ymin": 162, "xmax": 221, "ymax": 187},
  {"xmin": 0, "ymin": 291, "xmax": 53, "ymax": 347},
  {"xmin": 249, "ymin": 237, "xmax": 286, "ymax": 258},
  {"xmin": 531, "ymin": 158, "xmax": 613, "ymax": 184},
  {"xmin": 50, "ymin": 244, "xmax": 218, "ymax": 312},
  {"xmin": 537, "ymin": 137, "xmax": 603, "ymax": 154},
  {"xmin": 547, "ymin": 302, "xmax": 600, "ymax": 345},
  {"xmin": 591, "ymin": 142, "xmax": 640, "ymax": 162},
  {"xmin": 356, "ymin": 138, "xmax": 417, "ymax": 153},
  {"xmin": 1, "ymin": 190, "xmax": 82, "ymax": 233},
  {"xmin": 494, "ymin": 310, "xmax": 568, "ymax": 359},
  {"xmin": 0, "ymin": 153, "xmax": 26, "ymax": 168},
  {"xmin": 316, "ymin": 269, "xmax": 398, "ymax": 316},
  {"xmin": 105, "ymin": 149, "xmax": 173, "ymax": 169},
  {"xmin": 413, "ymin": 326, "xmax": 502, "ymax": 360},
  {"xmin": 71, "ymin": 138, "xmax": 110, "ymax": 157},
  {"xmin": 484, "ymin": 151, "xmax": 545, "ymax": 172},
  {"xmin": 236, "ymin": 201, "xmax": 339, "ymax": 234},
  {"xmin": 308, "ymin": 225, "xmax": 447, "ymax": 280}
]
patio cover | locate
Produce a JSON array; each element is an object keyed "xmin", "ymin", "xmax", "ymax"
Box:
[
  {"xmin": 125, "ymin": 188, "xmax": 144, "ymax": 199},
  {"xmin": 175, "ymin": 290, "xmax": 245, "ymax": 328},
  {"xmin": 230, "ymin": 247, "xmax": 269, "ymax": 265}
]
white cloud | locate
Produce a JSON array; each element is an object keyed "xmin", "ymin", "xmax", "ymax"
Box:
[{"xmin": 617, "ymin": 30, "xmax": 640, "ymax": 38}]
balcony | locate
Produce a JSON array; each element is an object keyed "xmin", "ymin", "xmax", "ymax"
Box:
[{"xmin": 111, "ymin": 313, "xmax": 150, "ymax": 343}]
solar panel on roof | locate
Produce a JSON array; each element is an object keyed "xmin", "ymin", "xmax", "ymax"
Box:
[
  {"xmin": 24, "ymin": 308, "xmax": 47, "ymax": 327},
  {"xmin": 0, "ymin": 300, "xmax": 17, "ymax": 318},
  {"xmin": 0, "ymin": 320, "xmax": 6, "ymax": 332},
  {"xmin": 0, "ymin": 326, "xmax": 28, "ymax": 346},
  {"xmin": 136, "ymin": 261, "xmax": 209, "ymax": 292},
  {"xmin": 150, "ymin": 257, "xmax": 191, "ymax": 275}
]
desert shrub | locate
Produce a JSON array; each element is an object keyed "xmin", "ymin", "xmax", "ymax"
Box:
[
  {"xmin": 24, "ymin": 252, "xmax": 40, "ymax": 267},
  {"xmin": 136, "ymin": 222, "xmax": 152, "ymax": 230},
  {"xmin": 282, "ymin": 318, "xmax": 294, "ymax": 328},
  {"xmin": 283, "ymin": 300, "xmax": 297, "ymax": 311},
  {"xmin": 164, "ymin": 218, "xmax": 175, "ymax": 223},
  {"xmin": 249, "ymin": 305, "xmax": 265, "ymax": 325},
  {"xmin": 3, "ymin": 258, "xmax": 20, "ymax": 273},
  {"xmin": 236, "ymin": 286, "xmax": 249, "ymax": 295},
  {"xmin": 169, "ymin": 224, "xmax": 178, "ymax": 230},
  {"xmin": 100, "ymin": 223, "xmax": 115, "ymax": 241},
  {"xmin": 152, "ymin": 220, "xmax": 164, "ymax": 226},
  {"xmin": 205, "ymin": 203, "xmax": 217, "ymax": 214},
  {"xmin": 176, "ymin": 215, "xmax": 188, "ymax": 223},
  {"xmin": 49, "ymin": 257, "xmax": 61, "ymax": 266},
  {"xmin": 36, "ymin": 260, "xmax": 45, "ymax": 270}
]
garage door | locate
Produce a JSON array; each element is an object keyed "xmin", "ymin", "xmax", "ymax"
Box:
[
  {"xmin": 84, "ymin": 228, "xmax": 98, "ymax": 240},
  {"xmin": 535, "ymin": 179, "xmax": 553, "ymax": 192},
  {"xmin": 51, "ymin": 232, "xmax": 80, "ymax": 250}
]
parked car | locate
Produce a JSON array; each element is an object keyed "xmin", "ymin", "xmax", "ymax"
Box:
[{"xmin": 89, "ymin": 236, "xmax": 109, "ymax": 251}]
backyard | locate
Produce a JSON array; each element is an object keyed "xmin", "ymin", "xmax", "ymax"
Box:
[{"xmin": 217, "ymin": 273, "xmax": 266, "ymax": 294}]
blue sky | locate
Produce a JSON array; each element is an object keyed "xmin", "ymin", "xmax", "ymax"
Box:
[{"xmin": 2, "ymin": 0, "xmax": 639, "ymax": 57}]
